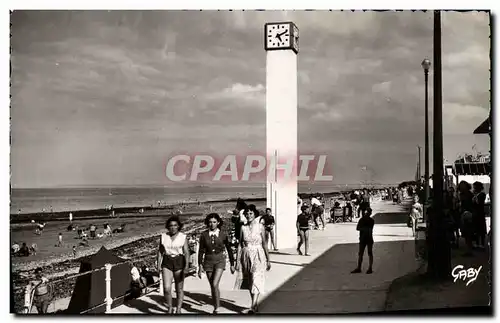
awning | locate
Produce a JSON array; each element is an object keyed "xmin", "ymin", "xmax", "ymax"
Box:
[
  {"xmin": 473, "ymin": 116, "xmax": 490, "ymax": 135},
  {"xmin": 454, "ymin": 162, "xmax": 491, "ymax": 176}
]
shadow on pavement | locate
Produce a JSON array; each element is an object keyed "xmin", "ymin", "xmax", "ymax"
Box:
[
  {"xmin": 257, "ymin": 206, "xmax": 418, "ymax": 314},
  {"xmin": 183, "ymin": 291, "xmax": 247, "ymax": 314},
  {"xmin": 375, "ymin": 234, "xmax": 411, "ymax": 238},
  {"xmin": 372, "ymin": 212, "xmax": 409, "ymax": 225},
  {"xmin": 270, "ymin": 251, "xmax": 297, "ymax": 256},
  {"xmin": 385, "ymin": 241, "xmax": 491, "ymax": 313},
  {"xmin": 123, "ymin": 294, "xmax": 167, "ymax": 314},
  {"xmin": 270, "ymin": 260, "xmax": 307, "ymax": 267},
  {"xmin": 258, "ymin": 239, "xmax": 418, "ymax": 314}
]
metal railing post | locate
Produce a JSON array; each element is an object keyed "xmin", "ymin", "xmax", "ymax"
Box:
[
  {"xmin": 158, "ymin": 265, "xmax": 163, "ymax": 295},
  {"xmin": 104, "ymin": 264, "xmax": 113, "ymax": 313}
]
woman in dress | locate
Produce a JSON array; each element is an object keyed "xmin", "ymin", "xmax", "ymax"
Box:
[
  {"xmin": 157, "ymin": 216, "xmax": 189, "ymax": 314},
  {"xmin": 198, "ymin": 213, "xmax": 236, "ymax": 314},
  {"xmin": 235, "ymin": 207, "xmax": 271, "ymax": 313}
]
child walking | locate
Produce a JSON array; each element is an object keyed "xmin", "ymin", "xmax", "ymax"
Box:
[
  {"xmin": 297, "ymin": 205, "xmax": 311, "ymax": 256},
  {"xmin": 351, "ymin": 207, "xmax": 374, "ymax": 274}
]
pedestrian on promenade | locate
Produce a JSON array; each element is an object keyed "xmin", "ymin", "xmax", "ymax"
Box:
[
  {"xmin": 297, "ymin": 196, "xmax": 303, "ymax": 215},
  {"xmin": 261, "ymin": 208, "xmax": 278, "ymax": 251},
  {"xmin": 231, "ymin": 209, "xmax": 243, "ymax": 242},
  {"xmin": 311, "ymin": 197, "xmax": 325, "ymax": 230},
  {"xmin": 24, "ymin": 267, "xmax": 52, "ymax": 314},
  {"xmin": 296, "ymin": 205, "xmax": 311, "ymax": 256},
  {"xmin": 458, "ymin": 181, "xmax": 474, "ymax": 255},
  {"xmin": 410, "ymin": 196, "xmax": 423, "ymax": 237},
  {"xmin": 198, "ymin": 213, "xmax": 236, "ymax": 314},
  {"xmin": 444, "ymin": 187, "xmax": 460, "ymax": 248},
  {"xmin": 234, "ymin": 207, "xmax": 271, "ymax": 314},
  {"xmin": 157, "ymin": 216, "xmax": 189, "ymax": 314},
  {"xmin": 351, "ymin": 207, "xmax": 374, "ymax": 274},
  {"xmin": 357, "ymin": 190, "xmax": 371, "ymax": 218},
  {"xmin": 349, "ymin": 191, "xmax": 359, "ymax": 216},
  {"xmin": 231, "ymin": 198, "xmax": 248, "ymax": 241},
  {"xmin": 472, "ymin": 181, "xmax": 487, "ymax": 249}
]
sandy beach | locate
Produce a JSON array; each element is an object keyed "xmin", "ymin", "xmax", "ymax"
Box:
[
  {"xmin": 10, "ymin": 189, "xmax": 356, "ymax": 312},
  {"xmin": 10, "ymin": 196, "xmax": 272, "ymax": 312}
]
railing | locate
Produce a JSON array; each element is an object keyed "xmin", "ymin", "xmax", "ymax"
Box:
[
  {"xmin": 20, "ymin": 224, "xmax": 205, "ymax": 314},
  {"xmin": 22, "ymin": 252, "xmax": 161, "ymax": 314},
  {"xmin": 76, "ymin": 260, "xmax": 162, "ymax": 314}
]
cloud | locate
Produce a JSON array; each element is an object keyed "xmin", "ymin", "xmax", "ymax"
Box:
[
  {"xmin": 226, "ymin": 83, "xmax": 264, "ymax": 94},
  {"xmin": 371, "ymin": 81, "xmax": 392, "ymax": 94},
  {"xmin": 10, "ymin": 10, "xmax": 490, "ymax": 187},
  {"xmin": 206, "ymin": 83, "xmax": 266, "ymax": 108},
  {"xmin": 443, "ymin": 102, "xmax": 489, "ymax": 135}
]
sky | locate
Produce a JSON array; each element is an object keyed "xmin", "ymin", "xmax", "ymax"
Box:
[{"xmin": 10, "ymin": 10, "xmax": 491, "ymax": 188}]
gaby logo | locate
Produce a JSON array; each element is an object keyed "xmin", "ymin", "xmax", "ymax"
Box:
[
  {"xmin": 451, "ymin": 265, "xmax": 482, "ymax": 286},
  {"xmin": 165, "ymin": 154, "xmax": 333, "ymax": 182}
]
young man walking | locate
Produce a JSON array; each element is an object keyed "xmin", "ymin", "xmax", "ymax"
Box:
[{"xmin": 351, "ymin": 208, "xmax": 374, "ymax": 274}]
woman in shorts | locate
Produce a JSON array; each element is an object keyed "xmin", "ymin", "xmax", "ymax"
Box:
[
  {"xmin": 297, "ymin": 205, "xmax": 311, "ymax": 256},
  {"xmin": 157, "ymin": 216, "xmax": 189, "ymax": 314},
  {"xmin": 198, "ymin": 213, "xmax": 235, "ymax": 314}
]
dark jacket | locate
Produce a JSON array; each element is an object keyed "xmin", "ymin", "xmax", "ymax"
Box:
[{"xmin": 198, "ymin": 230, "xmax": 235, "ymax": 266}]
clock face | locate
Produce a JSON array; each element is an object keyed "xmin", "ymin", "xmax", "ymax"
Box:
[{"xmin": 266, "ymin": 23, "xmax": 291, "ymax": 49}]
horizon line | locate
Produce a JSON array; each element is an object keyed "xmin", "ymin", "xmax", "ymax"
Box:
[{"xmin": 11, "ymin": 182, "xmax": 402, "ymax": 190}]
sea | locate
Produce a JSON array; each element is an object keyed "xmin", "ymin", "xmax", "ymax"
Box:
[{"xmin": 10, "ymin": 183, "xmax": 365, "ymax": 215}]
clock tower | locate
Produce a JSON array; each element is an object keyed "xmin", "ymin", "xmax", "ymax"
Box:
[{"xmin": 265, "ymin": 22, "xmax": 299, "ymax": 250}]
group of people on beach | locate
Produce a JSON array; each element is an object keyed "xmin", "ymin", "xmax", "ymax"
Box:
[{"xmin": 12, "ymin": 242, "xmax": 38, "ymax": 257}]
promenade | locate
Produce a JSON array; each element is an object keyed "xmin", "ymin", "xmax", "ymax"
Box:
[{"xmin": 112, "ymin": 198, "xmax": 418, "ymax": 314}]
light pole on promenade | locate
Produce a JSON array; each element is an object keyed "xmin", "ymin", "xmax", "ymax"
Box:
[
  {"xmin": 421, "ymin": 58, "xmax": 431, "ymax": 209},
  {"xmin": 417, "ymin": 145, "xmax": 422, "ymax": 181},
  {"xmin": 427, "ymin": 10, "xmax": 451, "ymax": 279}
]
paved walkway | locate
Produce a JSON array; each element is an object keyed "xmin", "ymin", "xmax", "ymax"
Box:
[
  {"xmin": 385, "ymin": 217, "xmax": 492, "ymax": 313},
  {"xmin": 112, "ymin": 199, "xmax": 418, "ymax": 314}
]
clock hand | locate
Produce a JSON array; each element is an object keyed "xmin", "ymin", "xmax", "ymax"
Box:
[{"xmin": 275, "ymin": 30, "xmax": 288, "ymax": 38}]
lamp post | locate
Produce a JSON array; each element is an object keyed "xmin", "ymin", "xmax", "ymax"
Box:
[
  {"xmin": 421, "ymin": 58, "xmax": 431, "ymax": 209},
  {"xmin": 417, "ymin": 145, "xmax": 422, "ymax": 181},
  {"xmin": 427, "ymin": 10, "xmax": 451, "ymax": 279}
]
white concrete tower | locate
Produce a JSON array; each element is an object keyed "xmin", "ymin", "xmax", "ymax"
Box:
[{"xmin": 265, "ymin": 22, "xmax": 299, "ymax": 250}]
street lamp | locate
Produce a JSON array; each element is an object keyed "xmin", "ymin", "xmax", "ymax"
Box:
[
  {"xmin": 421, "ymin": 58, "xmax": 431, "ymax": 218},
  {"xmin": 426, "ymin": 10, "xmax": 450, "ymax": 280}
]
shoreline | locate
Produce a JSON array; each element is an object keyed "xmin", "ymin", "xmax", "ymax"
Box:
[
  {"xmin": 10, "ymin": 196, "xmax": 267, "ymax": 223},
  {"xmin": 9, "ymin": 188, "xmax": 363, "ymax": 223}
]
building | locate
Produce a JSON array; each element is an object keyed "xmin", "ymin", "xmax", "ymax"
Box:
[{"xmin": 444, "ymin": 114, "xmax": 492, "ymax": 194}]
